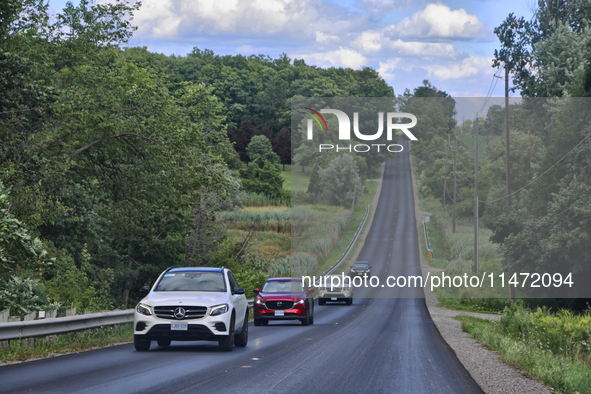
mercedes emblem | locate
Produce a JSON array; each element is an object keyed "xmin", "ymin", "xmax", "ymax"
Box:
[{"xmin": 174, "ymin": 307, "xmax": 186, "ymax": 319}]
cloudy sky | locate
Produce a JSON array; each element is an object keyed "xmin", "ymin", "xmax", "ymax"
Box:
[{"xmin": 49, "ymin": 0, "xmax": 535, "ymax": 97}]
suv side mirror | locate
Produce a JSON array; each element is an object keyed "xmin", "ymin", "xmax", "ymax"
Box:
[
  {"xmin": 308, "ymin": 288, "xmax": 314, "ymax": 293},
  {"xmin": 139, "ymin": 285, "xmax": 150, "ymax": 294},
  {"xmin": 233, "ymin": 287, "xmax": 245, "ymax": 295}
]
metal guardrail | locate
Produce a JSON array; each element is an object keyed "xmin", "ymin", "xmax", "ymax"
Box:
[
  {"xmin": 315, "ymin": 204, "xmax": 370, "ymax": 284},
  {"xmin": 423, "ymin": 216, "xmax": 433, "ymax": 259},
  {"xmin": 0, "ymin": 310, "xmax": 134, "ymax": 341}
]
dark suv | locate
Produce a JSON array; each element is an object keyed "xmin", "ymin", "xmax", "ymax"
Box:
[{"xmin": 350, "ymin": 261, "xmax": 371, "ymax": 277}]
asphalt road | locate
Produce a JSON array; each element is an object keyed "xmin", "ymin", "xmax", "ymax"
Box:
[{"xmin": 0, "ymin": 143, "xmax": 484, "ymax": 394}]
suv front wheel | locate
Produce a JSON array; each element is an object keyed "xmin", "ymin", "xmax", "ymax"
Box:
[
  {"xmin": 235, "ymin": 309, "xmax": 249, "ymax": 347},
  {"xmin": 219, "ymin": 314, "xmax": 235, "ymax": 351},
  {"xmin": 134, "ymin": 336, "xmax": 151, "ymax": 351}
]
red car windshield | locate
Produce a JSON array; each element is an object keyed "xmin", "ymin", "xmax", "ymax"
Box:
[{"xmin": 262, "ymin": 280, "xmax": 303, "ymax": 293}]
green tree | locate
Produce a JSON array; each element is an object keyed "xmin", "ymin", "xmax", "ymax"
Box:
[
  {"xmin": 240, "ymin": 158, "xmax": 286, "ymax": 198},
  {"xmin": 246, "ymin": 135, "xmax": 281, "ymax": 170},
  {"xmin": 318, "ymin": 154, "xmax": 364, "ymax": 206}
]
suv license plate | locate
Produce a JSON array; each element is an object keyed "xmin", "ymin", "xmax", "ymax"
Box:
[
  {"xmin": 171, "ymin": 322, "xmax": 188, "ymax": 331},
  {"xmin": 331, "ymin": 298, "xmax": 337, "ymax": 300},
  {"xmin": 274, "ymin": 311, "xmax": 284, "ymax": 316}
]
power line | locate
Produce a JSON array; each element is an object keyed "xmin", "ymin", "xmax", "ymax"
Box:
[
  {"xmin": 479, "ymin": 133, "xmax": 589, "ymax": 203},
  {"xmin": 478, "ymin": 67, "xmax": 503, "ymax": 116}
]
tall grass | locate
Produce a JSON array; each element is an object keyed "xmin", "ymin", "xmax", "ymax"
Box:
[
  {"xmin": 268, "ymin": 252, "xmax": 317, "ymax": 277},
  {"xmin": 221, "ymin": 204, "xmax": 352, "ymax": 278},
  {"xmin": 460, "ymin": 303, "xmax": 591, "ymax": 394},
  {"xmin": 293, "ymin": 208, "xmax": 351, "ymax": 258},
  {"xmin": 418, "ymin": 198, "xmax": 507, "ymax": 300},
  {"xmin": 217, "ymin": 209, "xmax": 291, "ymax": 234},
  {"xmin": 500, "ymin": 303, "xmax": 591, "ymax": 365},
  {"xmin": 241, "ymin": 191, "xmax": 290, "ymax": 207}
]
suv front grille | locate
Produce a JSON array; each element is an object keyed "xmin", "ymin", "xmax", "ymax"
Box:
[
  {"xmin": 153, "ymin": 306, "xmax": 207, "ymax": 320},
  {"xmin": 264, "ymin": 301, "xmax": 294, "ymax": 310},
  {"xmin": 146, "ymin": 324, "xmax": 217, "ymax": 341}
]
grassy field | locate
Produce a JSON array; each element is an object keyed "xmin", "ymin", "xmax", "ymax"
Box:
[{"xmin": 281, "ymin": 164, "xmax": 311, "ymax": 191}]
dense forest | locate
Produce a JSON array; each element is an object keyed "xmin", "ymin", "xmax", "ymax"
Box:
[{"xmin": 0, "ymin": 0, "xmax": 393, "ymax": 314}]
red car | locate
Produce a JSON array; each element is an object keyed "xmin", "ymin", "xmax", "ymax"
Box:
[{"xmin": 253, "ymin": 278, "xmax": 315, "ymax": 326}]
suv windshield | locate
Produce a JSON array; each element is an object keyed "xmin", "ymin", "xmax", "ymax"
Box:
[
  {"xmin": 320, "ymin": 276, "xmax": 351, "ymax": 289},
  {"xmin": 352, "ymin": 262, "xmax": 369, "ymax": 269},
  {"xmin": 262, "ymin": 280, "xmax": 303, "ymax": 293},
  {"xmin": 155, "ymin": 271, "xmax": 226, "ymax": 292}
]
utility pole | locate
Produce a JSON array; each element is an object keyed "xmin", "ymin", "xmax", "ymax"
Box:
[
  {"xmin": 443, "ymin": 136, "xmax": 448, "ymax": 207},
  {"xmin": 486, "ymin": 122, "xmax": 489, "ymax": 155},
  {"xmin": 461, "ymin": 117, "xmax": 465, "ymax": 146},
  {"xmin": 505, "ymin": 62, "xmax": 515, "ymax": 299},
  {"xmin": 453, "ymin": 134, "xmax": 457, "ymax": 233},
  {"xmin": 474, "ymin": 114, "xmax": 479, "ymax": 274},
  {"xmin": 472, "ymin": 120, "xmax": 475, "ymax": 155},
  {"xmin": 351, "ymin": 180, "xmax": 357, "ymax": 212},
  {"xmin": 505, "ymin": 63, "xmax": 511, "ymax": 208}
]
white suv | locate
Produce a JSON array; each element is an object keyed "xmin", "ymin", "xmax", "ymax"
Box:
[{"xmin": 133, "ymin": 267, "xmax": 248, "ymax": 352}]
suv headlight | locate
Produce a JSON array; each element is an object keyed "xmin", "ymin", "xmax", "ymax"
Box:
[
  {"xmin": 210, "ymin": 304, "xmax": 229, "ymax": 316},
  {"xmin": 293, "ymin": 299, "xmax": 305, "ymax": 305},
  {"xmin": 136, "ymin": 303, "xmax": 153, "ymax": 316}
]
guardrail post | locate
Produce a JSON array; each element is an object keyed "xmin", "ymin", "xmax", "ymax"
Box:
[
  {"xmin": 65, "ymin": 307, "xmax": 77, "ymax": 317},
  {"xmin": 46, "ymin": 309, "xmax": 58, "ymax": 342},
  {"xmin": 0, "ymin": 309, "xmax": 8, "ymax": 348},
  {"xmin": 23, "ymin": 311, "xmax": 36, "ymax": 348},
  {"xmin": 7, "ymin": 316, "xmax": 21, "ymax": 348}
]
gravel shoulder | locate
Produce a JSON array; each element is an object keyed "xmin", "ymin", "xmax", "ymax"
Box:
[{"xmin": 408, "ymin": 150, "xmax": 554, "ymax": 394}]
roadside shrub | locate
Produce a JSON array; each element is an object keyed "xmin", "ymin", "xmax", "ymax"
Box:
[
  {"xmin": 500, "ymin": 303, "xmax": 591, "ymax": 363},
  {"xmin": 0, "ymin": 276, "xmax": 60, "ymax": 316}
]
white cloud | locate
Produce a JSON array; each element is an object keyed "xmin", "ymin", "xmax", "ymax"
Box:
[
  {"xmin": 387, "ymin": 4, "xmax": 489, "ymax": 40},
  {"xmin": 119, "ymin": 0, "xmax": 364, "ymax": 43},
  {"xmin": 296, "ymin": 48, "xmax": 368, "ymax": 69},
  {"xmin": 125, "ymin": 0, "xmax": 312, "ymax": 38},
  {"xmin": 352, "ymin": 31, "xmax": 458, "ymax": 57},
  {"xmin": 351, "ymin": 31, "xmax": 383, "ymax": 52},
  {"xmin": 387, "ymin": 39, "xmax": 458, "ymax": 57},
  {"xmin": 422, "ymin": 56, "xmax": 493, "ymax": 80},
  {"xmin": 377, "ymin": 58, "xmax": 402, "ymax": 80},
  {"xmin": 315, "ymin": 32, "xmax": 340, "ymax": 44}
]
